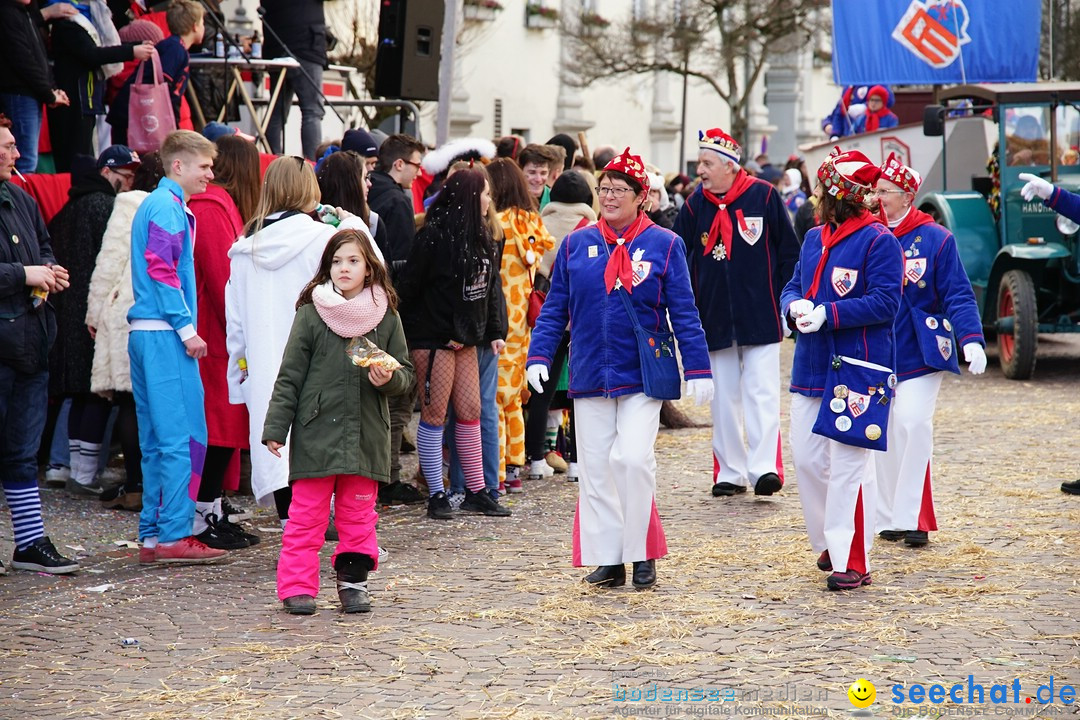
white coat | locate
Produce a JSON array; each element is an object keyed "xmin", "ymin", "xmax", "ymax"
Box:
[
  {"xmin": 85, "ymin": 190, "xmax": 147, "ymax": 395},
  {"xmin": 225, "ymin": 213, "xmax": 372, "ymax": 505}
]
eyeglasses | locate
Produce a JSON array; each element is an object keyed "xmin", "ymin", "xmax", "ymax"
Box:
[
  {"xmin": 596, "ymin": 185, "xmax": 634, "ymax": 198},
  {"xmin": 110, "ymin": 169, "xmax": 135, "ymax": 179},
  {"xmin": 404, "ymin": 160, "xmax": 422, "ymax": 170},
  {"xmin": 872, "ymin": 189, "xmax": 908, "ymax": 196}
]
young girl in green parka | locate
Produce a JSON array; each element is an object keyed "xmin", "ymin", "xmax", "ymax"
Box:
[{"xmin": 263, "ymin": 228, "xmax": 414, "ymax": 615}]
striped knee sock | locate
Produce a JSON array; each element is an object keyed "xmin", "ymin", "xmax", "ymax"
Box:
[
  {"xmin": 3, "ymin": 480, "xmax": 44, "ymax": 550},
  {"xmin": 454, "ymin": 420, "xmax": 485, "ymax": 492},
  {"xmin": 416, "ymin": 421, "xmax": 446, "ymax": 495}
]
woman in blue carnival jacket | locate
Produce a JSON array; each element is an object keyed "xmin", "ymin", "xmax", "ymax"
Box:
[
  {"xmin": 780, "ymin": 148, "xmax": 903, "ymax": 591},
  {"xmin": 526, "ymin": 148, "xmax": 713, "ymax": 591},
  {"xmin": 873, "ymin": 154, "xmax": 985, "ymax": 549},
  {"xmin": 1018, "ymin": 171, "xmax": 1080, "ymax": 497}
]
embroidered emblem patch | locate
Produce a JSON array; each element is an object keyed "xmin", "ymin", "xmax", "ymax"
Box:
[
  {"xmin": 831, "ymin": 267, "xmax": 858, "ymax": 297},
  {"xmin": 631, "ymin": 261, "xmax": 652, "ymax": 288},
  {"xmin": 736, "ymin": 211, "xmax": 763, "ymax": 245},
  {"xmin": 847, "ymin": 391, "xmax": 871, "ymax": 418},
  {"xmin": 905, "ymin": 258, "xmax": 927, "ymax": 283},
  {"xmin": 937, "ymin": 335, "xmax": 952, "ymax": 361}
]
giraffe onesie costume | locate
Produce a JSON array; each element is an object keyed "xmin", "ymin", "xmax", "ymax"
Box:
[{"xmin": 497, "ymin": 208, "xmax": 555, "ymax": 484}]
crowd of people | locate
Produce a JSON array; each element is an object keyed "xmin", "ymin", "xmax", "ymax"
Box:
[{"xmin": 5, "ymin": 0, "xmax": 1059, "ymax": 615}]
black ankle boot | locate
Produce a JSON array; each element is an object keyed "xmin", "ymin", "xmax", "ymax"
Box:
[
  {"xmin": 632, "ymin": 560, "xmax": 656, "ymax": 590},
  {"xmin": 334, "ymin": 552, "xmax": 374, "ymax": 613},
  {"xmin": 583, "ymin": 564, "xmax": 625, "ymax": 588}
]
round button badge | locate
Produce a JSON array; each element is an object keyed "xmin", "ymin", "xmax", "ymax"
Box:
[
  {"xmin": 943, "ymin": 318, "xmax": 952, "ymax": 332},
  {"xmin": 865, "ymin": 424, "xmax": 882, "ymax": 441},
  {"xmin": 925, "ymin": 317, "xmax": 939, "ymax": 330},
  {"xmin": 833, "ymin": 384, "xmax": 849, "ymax": 399},
  {"xmin": 829, "ymin": 398, "xmax": 846, "ymax": 413},
  {"xmin": 835, "ymin": 416, "xmax": 852, "ymax": 432}
]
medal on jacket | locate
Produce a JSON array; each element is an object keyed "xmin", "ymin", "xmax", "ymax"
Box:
[{"xmin": 712, "ymin": 242, "xmax": 726, "ymax": 261}]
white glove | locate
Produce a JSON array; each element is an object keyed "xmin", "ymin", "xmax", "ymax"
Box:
[
  {"xmin": 687, "ymin": 378, "xmax": 714, "ymax": 406},
  {"xmin": 1018, "ymin": 172, "xmax": 1054, "ymax": 202},
  {"xmin": 526, "ymin": 364, "xmax": 549, "ymax": 394},
  {"xmin": 963, "ymin": 342, "xmax": 987, "ymax": 375},
  {"xmin": 796, "ymin": 305, "xmax": 826, "ymax": 333},
  {"xmin": 787, "ymin": 299, "xmax": 815, "ymax": 320}
]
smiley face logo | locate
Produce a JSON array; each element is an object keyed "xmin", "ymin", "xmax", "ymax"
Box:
[{"xmin": 848, "ymin": 678, "xmax": 876, "ymax": 708}]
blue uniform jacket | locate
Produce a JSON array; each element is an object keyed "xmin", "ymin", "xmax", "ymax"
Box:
[
  {"xmin": 527, "ymin": 221, "xmax": 712, "ymax": 398},
  {"xmin": 780, "ymin": 221, "xmax": 903, "ymax": 397},
  {"xmin": 1045, "ymin": 184, "xmax": 1080, "ymax": 222},
  {"xmin": 892, "ymin": 218, "xmax": 984, "ymax": 379},
  {"xmin": 128, "ymin": 177, "xmax": 198, "ymax": 340},
  {"xmin": 673, "ymin": 182, "xmax": 800, "ymax": 350}
]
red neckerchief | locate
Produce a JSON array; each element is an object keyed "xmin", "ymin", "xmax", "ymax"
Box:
[
  {"xmin": 890, "ymin": 207, "xmax": 935, "ymax": 238},
  {"xmin": 864, "ymin": 109, "xmax": 893, "ymax": 132},
  {"xmin": 701, "ymin": 169, "xmax": 756, "ymax": 259},
  {"xmin": 598, "ymin": 213, "xmax": 653, "ymax": 294},
  {"xmin": 806, "ymin": 212, "xmax": 877, "ymax": 299}
]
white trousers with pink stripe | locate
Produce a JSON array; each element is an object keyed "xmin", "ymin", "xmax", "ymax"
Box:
[
  {"xmin": 874, "ymin": 372, "xmax": 942, "ymax": 533},
  {"xmin": 709, "ymin": 343, "xmax": 784, "ymax": 488},
  {"xmin": 572, "ymin": 393, "xmax": 668, "ymax": 567}
]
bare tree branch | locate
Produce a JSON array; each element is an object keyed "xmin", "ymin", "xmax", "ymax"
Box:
[{"xmin": 561, "ymin": 0, "xmax": 829, "ymax": 144}]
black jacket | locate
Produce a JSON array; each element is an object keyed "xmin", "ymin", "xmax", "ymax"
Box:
[
  {"xmin": 367, "ymin": 171, "xmax": 416, "ymax": 274},
  {"xmin": 0, "ymin": 182, "xmax": 57, "ymax": 374},
  {"xmin": 398, "ymin": 219, "xmax": 507, "ymax": 349},
  {"xmin": 0, "ymin": 2, "xmax": 55, "ymax": 104},
  {"xmin": 259, "ymin": 0, "xmax": 328, "ymax": 67},
  {"xmin": 49, "ymin": 19, "xmax": 136, "ymax": 116},
  {"xmin": 47, "ymin": 173, "xmax": 116, "ymax": 394}
]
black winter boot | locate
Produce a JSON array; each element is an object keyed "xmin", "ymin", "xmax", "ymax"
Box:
[{"xmin": 335, "ymin": 552, "xmax": 374, "ymax": 613}]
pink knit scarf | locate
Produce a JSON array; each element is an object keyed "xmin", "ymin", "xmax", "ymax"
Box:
[{"xmin": 312, "ymin": 281, "xmax": 389, "ymax": 338}]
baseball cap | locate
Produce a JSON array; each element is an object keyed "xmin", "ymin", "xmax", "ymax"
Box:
[
  {"xmin": 202, "ymin": 121, "xmax": 256, "ymax": 143},
  {"xmin": 97, "ymin": 145, "xmax": 140, "ymax": 171}
]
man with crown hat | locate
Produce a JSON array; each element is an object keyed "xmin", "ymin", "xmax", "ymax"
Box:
[
  {"xmin": 873, "ymin": 153, "xmax": 986, "ymax": 547},
  {"xmin": 526, "ymin": 148, "xmax": 713, "ymax": 591},
  {"xmin": 780, "ymin": 147, "xmax": 903, "ymax": 590},
  {"xmin": 673, "ymin": 128, "xmax": 800, "ymax": 500}
]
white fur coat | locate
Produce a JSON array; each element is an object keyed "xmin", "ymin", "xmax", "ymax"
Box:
[{"xmin": 85, "ymin": 190, "xmax": 147, "ymax": 395}]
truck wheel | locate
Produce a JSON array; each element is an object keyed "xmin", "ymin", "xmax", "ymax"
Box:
[{"xmin": 997, "ymin": 270, "xmax": 1037, "ymax": 379}]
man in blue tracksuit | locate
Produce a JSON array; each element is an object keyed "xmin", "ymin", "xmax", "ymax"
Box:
[
  {"xmin": 129, "ymin": 130, "xmax": 224, "ymax": 565},
  {"xmin": 673, "ymin": 128, "xmax": 800, "ymax": 498},
  {"xmin": 1019, "ymin": 170, "xmax": 1080, "ymax": 496}
]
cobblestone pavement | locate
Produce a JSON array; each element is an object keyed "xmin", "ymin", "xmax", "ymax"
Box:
[{"xmin": 0, "ymin": 341, "xmax": 1078, "ymax": 720}]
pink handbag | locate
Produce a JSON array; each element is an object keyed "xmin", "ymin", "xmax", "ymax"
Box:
[{"xmin": 127, "ymin": 50, "xmax": 176, "ymax": 153}]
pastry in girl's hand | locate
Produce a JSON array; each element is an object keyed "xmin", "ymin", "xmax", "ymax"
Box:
[{"xmin": 346, "ymin": 336, "xmax": 402, "ymax": 372}]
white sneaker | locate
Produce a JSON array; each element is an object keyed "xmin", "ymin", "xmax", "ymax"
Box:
[
  {"xmin": 526, "ymin": 459, "xmax": 554, "ymax": 479},
  {"xmin": 378, "ymin": 546, "xmax": 389, "ymax": 563},
  {"xmin": 566, "ymin": 462, "xmax": 580, "ymax": 482},
  {"xmin": 44, "ymin": 465, "xmax": 70, "ymax": 488}
]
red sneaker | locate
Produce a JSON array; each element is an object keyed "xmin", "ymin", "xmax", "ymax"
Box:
[
  {"xmin": 155, "ymin": 536, "xmax": 227, "ymax": 565},
  {"xmin": 506, "ymin": 477, "xmax": 524, "ymax": 494},
  {"xmin": 139, "ymin": 546, "xmax": 156, "ymax": 564},
  {"xmin": 816, "ymin": 550, "xmax": 832, "ymax": 572}
]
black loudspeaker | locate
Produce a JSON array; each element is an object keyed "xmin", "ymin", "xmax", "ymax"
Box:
[{"xmin": 374, "ymin": 0, "xmax": 443, "ymax": 101}]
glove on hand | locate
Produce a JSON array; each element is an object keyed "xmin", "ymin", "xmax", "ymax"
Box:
[
  {"xmin": 796, "ymin": 305, "xmax": 826, "ymax": 334},
  {"xmin": 1018, "ymin": 172, "xmax": 1053, "ymax": 202},
  {"xmin": 963, "ymin": 343, "xmax": 987, "ymax": 375},
  {"xmin": 526, "ymin": 364, "xmax": 549, "ymax": 394},
  {"xmin": 687, "ymin": 378, "xmax": 714, "ymax": 406}
]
